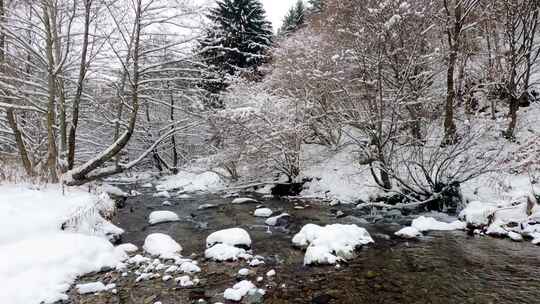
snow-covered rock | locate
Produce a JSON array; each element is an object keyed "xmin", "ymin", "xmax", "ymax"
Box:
[
  {"xmin": 148, "ymin": 211, "xmax": 180, "ymax": 225},
  {"xmin": 153, "ymin": 191, "xmax": 171, "ymax": 198},
  {"xmin": 223, "ymin": 280, "xmax": 257, "ymax": 301},
  {"xmin": 143, "ymin": 233, "xmax": 182, "ymax": 259},
  {"xmin": 206, "ymin": 228, "xmax": 251, "ymax": 248},
  {"xmin": 265, "ymin": 213, "xmax": 290, "ymax": 226},
  {"xmin": 266, "ymin": 269, "xmax": 276, "ymax": 277},
  {"xmin": 116, "ymin": 243, "xmax": 138, "ymax": 254},
  {"xmin": 179, "ymin": 261, "xmax": 201, "ymax": 273},
  {"xmin": 411, "ymin": 216, "xmax": 466, "ymax": 232},
  {"xmin": 198, "ymin": 203, "xmax": 218, "ymax": 210},
  {"xmin": 204, "ymin": 243, "xmax": 247, "ymax": 261},
  {"xmin": 238, "ymin": 268, "xmax": 250, "ymax": 276},
  {"xmin": 292, "ymin": 224, "xmax": 374, "ymax": 265},
  {"xmin": 508, "ymin": 231, "xmax": 524, "ymax": 242},
  {"xmin": 254, "ymin": 208, "xmax": 273, "ymax": 217},
  {"xmin": 76, "ymin": 282, "xmax": 115, "ymax": 294},
  {"xmin": 395, "ymin": 227, "xmax": 422, "ymax": 239},
  {"xmin": 175, "ymin": 275, "xmax": 194, "ymax": 287},
  {"xmin": 232, "ymin": 197, "xmax": 258, "ymax": 204}
]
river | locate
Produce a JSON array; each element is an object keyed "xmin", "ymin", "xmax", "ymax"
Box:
[{"xmin": 66, "ymin": 183, "xmax": 540, "ymax": 304}]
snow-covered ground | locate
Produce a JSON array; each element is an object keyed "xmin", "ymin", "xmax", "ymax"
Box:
[
  {"xmin": 0, "ymin": 184, "xmax": 127, "ymax": 304},
  {"xmin": 156, "ymin": 171, "xmax": 225, "ymax": 192}
]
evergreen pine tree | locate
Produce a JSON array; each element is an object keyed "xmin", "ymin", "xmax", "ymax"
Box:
[
  {"xmin": 279, "ymin": 0, "xmax": 306, "ymax": 35},
  {"xmin": 199, "ymin": 0, "xmax": 273, "ymax": 75}
]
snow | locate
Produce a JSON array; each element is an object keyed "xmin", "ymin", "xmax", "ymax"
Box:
[
  {"xmin": 148, "ymin": 210, "xmax": 180, "ymax": 225},
  {"xmin": 458, "ymin": 201, "xmax": 497, "ymax": 228},
  {"xmin": 76, "ymin": 282, "xmax": 115, "ymax": 294},
  {"xmin": 206, "ymin": 228, "xmax": 252, "ymax": 248},
  {"xmin": 411, "ymin": 216, "xmax": 466, "ymax": 232},
  {"xmin": 254, "ymin": 207, "xmax": 273, "ymax": 217},
  {"xmin": 153, "ymin": 191, "xmax": 171, "ymax": 198},
  {"xmin": 175, "ymin": 275, "xmax": 194, "ymax": 287},
  {"xmin": 395, "ymin": 227, "xmax": 422, "ymax": 239},
  {"xmin": 232, "ymin": 197, "xmax": 258, "ymax": 204},
  {"xmin": 0, "ymin": 184, "xmax": 127, "ymax": 304},
  {"xmin": 116, "ymin": 243, "xmax": 138, "ymax": 253},
  {"xmin": 292, "ymin": 224, "xmax": 374, "ymax": 265},
  {"xmin": 156, "ymin": 171, "xmax": 225, "ymax": 193},
  {"xmin": 265, "ymin": 213, "xmax": 289, "ymax": 226},
  {"xmin": 205, "ymin": 243, "xmax": 247, "ymax": 261},
  {"xmin": 238, "ymin": 268, "xmax": 250, "ymax": 276},
  {"xmin": 266, "ymin": 269, "xmax": 276, "ymax": 277},
  {"xmin": 143, "ymin": 233, "xmax": 182, "ymax": 259},
  {"xmin": 179, "ymin": 261, "xmax": 201, "ymax": 273},
  {"xmin": 100, "ymin": 183, "xmax": 129, "ymax": 197},
  {"xmin": 223, "ymin": 280, "xmax": 257, "ymax": 301}
]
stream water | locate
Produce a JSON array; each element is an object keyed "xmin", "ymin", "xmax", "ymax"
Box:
[{"xmin": 68, "ymin": 184, "xmax": 540, "ymax": 304}]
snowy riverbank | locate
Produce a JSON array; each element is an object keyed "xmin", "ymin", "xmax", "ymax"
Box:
[{"xmin": 0, "ymin": 184, "xmax": 127, "ymax": 304}]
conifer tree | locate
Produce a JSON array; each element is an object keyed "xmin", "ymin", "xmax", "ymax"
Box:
[
  {"xmin": 199, "ymin": 0, "xmax": 273, "ymax": 75},
  {"xmin": 279, "ymin": 0, "xmax": 306, "ymax": 35}
]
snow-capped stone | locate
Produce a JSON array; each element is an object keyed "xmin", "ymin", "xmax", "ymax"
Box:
[
  {"xmin": 204, "ymin": 243, "xmax": 247, "ymax": 261},
  {"xmin": 175, "ymin": 275, "xmax": 194, "ymax": 287},
  {"xmin": 162, "ymin": 201, "xmax": 172, "ymax": 206},
  {"xmin": 162, "ymin": 275, "xmax": 173, "ymax": 281},
  {"xmin": 127, "ymin": 254, "xmax": 150, "ymax": 265},
  {"xmin": 411, "ymin": 216, "xmax": 466, "ymax": 232},
  {"xmin": 116, "ymin": 243, "xmax": 138, "ymax": 254},
  {"xmin": 165, "ymin": 265, "xmax": 178, "ymax": 273},
  {"xmin": 232, "ymin": 197, "xmax": 258, "ymax": 204},
  {"xmin": 153, "ymin": 191, "xmax": 171, "ymax": 198},
  {"xmin": 265, "ymin": 213, "xmax": 290, "ymax": 226},
  {"xmin": 198, "ymin": 203, "xmax": 217, "ymax": 210},
  {"xmin": 177, "ymin": 194, "xmax": 192, "ymax": 199},
  {"xmin": 266, "ymin": 269, "xmax": 276, "ymax": 277},
  {"xmin": 101, "ymin": 183, "xmax": 129, "ymax": 197},
  {"xmin": 395, "ymin": 227, "xmax": 422, "ymax": 239},
  {"xmin": 148, "ymin": 210, "xmax": 180, "ymax": 225},
  {"xmin": 76, "ymin": 282, "xmax": 115, "ymax": 294},
  {"xmin": 206, "ymin": 228, "xmax": 251, "ymax": 248},
  {"xmin": 257, "ymin": 276, "xmax": 263, "ymax": 282},
  {"xmin": 249, "ymin": 258, "xmax": 264, "ymax": 267},
  {"xmin": 143, "ymin": 233, "xmax": 182, "ymax": 259},
  {"xmin": 254, "ymin": 208, "xmax": 273, "ymax": 217},
  {"xmin": 238, "ymin": 268, "xmax": 250, "ymax": 276},
  {"xmin": 179, "ymin": 261, "xmax": 201, "ymax": 273},
  {"xmin": 223, "ymin": 280, "xmax": 257, "ymax": 301},
  {"xmin": 292, "ymin": 224, "xmax": 374, "ymax": 265}
]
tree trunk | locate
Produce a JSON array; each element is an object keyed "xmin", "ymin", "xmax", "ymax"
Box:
[
  {"xmin": 43, "ymin": 4, "xmax": 58, "ymax": 182},
  {"xmin": 505, "ymin": 95, "xmax": 518, "ymax": 140}
]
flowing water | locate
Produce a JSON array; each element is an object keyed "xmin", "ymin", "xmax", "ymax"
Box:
[{"xmin": 68, "ymin": 184, "xmax": 540, "ymax": 304}]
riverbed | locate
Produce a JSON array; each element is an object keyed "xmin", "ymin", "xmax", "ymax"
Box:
[{"xmin": 66, "ymin": 184, "xmax": 540, "ymax": 304}]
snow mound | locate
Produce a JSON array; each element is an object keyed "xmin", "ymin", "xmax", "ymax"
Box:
[
  {"xmin": 265, "ymin": 213, "xmax": 290, "ymax": 226},
  {"xmin": 205, "ymin": 243, "xmax": 247, "ymax": 261},
  {"xmin": 206, "ymin": 228, "xmax": 251, "ymax": 248},
  {"xmin": 254, "ymin": 208, "xmax": 273, "ymax": 217},
  {"xmin": 143, "ymin": 233, "xmax": 182, "ymax": 259},
  {"xmin": 292, "ymin": 224, "xmax": 374, "ymax": 265},
  {"xmin": 148, "ymin": 211, "xmax": 180, "ymax": 225},
  {"xmin": 395, "ymin": 227, "xmax": 422, "ymax": 239},
  {"xmin": 156, "ymin": 171, "xmax": 225, "ymax": 193},
  {"xmin": 459, "ymin": 201, "xmax": 497, "ymax": 228},
  {"xmin": 179, "ymin": 261, "xmax": 201, "ymax": 273},
  {"xmin": 223, "ymin": 280, "xmax": 257, "ymax": 301},
  {"xmin": 232, "ymin": 197, "xmax": 258, "ymax": 204},
  {"xmin": 411, "ymin": 216, "xmax": 466, "ymax": 232},
  {"xmin": 116, "ymin": 243, "xmax": 138, "ymax": 253}
]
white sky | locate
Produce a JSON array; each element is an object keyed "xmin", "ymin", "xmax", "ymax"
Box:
[
  {"xmin": 261, "ymin": 0, "xmax": 298, "ymax": 31},
  {"xmin": 197, "ymin": 0, "xmax": 299, "ymax": 32}
]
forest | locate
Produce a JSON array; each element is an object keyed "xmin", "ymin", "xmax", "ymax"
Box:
[{"xmin": 1, "ymin": 0, "xmax": 540, "ymax": 303}]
